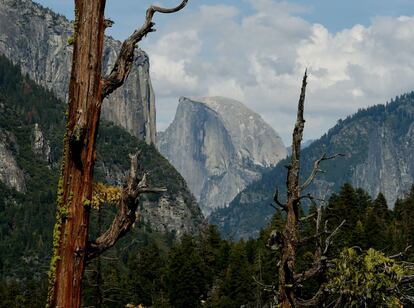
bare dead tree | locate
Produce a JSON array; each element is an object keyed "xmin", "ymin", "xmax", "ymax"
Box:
[
  {"xmin": 267, "ymin": 71, "xmax": 345, "ymax": 307},
  {"xmin": 87, "ymin": 153, "xmax": 166, "ymax": 260},
  {"xmin": 47, "ymin": 1, "xmax": 187, "ymax": 307}
]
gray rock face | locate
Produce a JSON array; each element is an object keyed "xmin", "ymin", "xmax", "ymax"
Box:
[
  {"xmin": 140, "ymin": 194, "xmax": 204, "ymax": 237},
  {"xmin": 31, "ymin": 123, "xmax": 51, "ymax": 163},
  {"xmin": 158, "ymin": 96, "xmax": 287, "ymax": 216},
  {"xmin": 210, "ymin": 93, "xmax": 414, "ymax": 239},
  {"xmin": 0, "ymin": 0, "xmax": 156, "ymax": 143},
  {"xmin": 350, "ymin": 120, "xmax": 414, "ymax": 207},
  {"xmin": 97, "ymin": 149, "xmax": 205, "ymax": 237},
  {"xmin": 0, "ymin": 130, "xmax": 26, "ymax": 192}
]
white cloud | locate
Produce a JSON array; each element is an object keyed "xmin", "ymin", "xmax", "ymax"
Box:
[
  {"xmin": 147, "ymin": 1, "xmax": 414, "ymax": 143},
  {"xmin": 150, "ymin": 55, "xmax": 198, "ymax": 96}
]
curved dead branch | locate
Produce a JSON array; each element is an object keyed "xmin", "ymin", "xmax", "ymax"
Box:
[
  {"xmin": 323, "ymin": 220, "xmax": 345, "ymax": 255},
  {"xmin": 301, "ymin": 153, "xmax": 345, "ymax": 190},
  {"xmin": 294, "ymin": 219, "xmax": 345, "ymax": 285},
  {"xmin": 102, "ymin": 0, "xmax": 189, "ymax": 98},
  {"xmin": 86, "ymin": 152, "xmax": 166, "ymax": 260},
  {"xmin": 252, "ymin": 275, "xmax": 277, "ymax": 293},
  {"xmin": 389, "ymin": 245, "xmax": 412, "ymax": 259},
  {"xmin": 273, "ymin": 189, "xmax": 287, "ymax": 211},
  {"xmin": 296, "ymin": 284, "xmax": 326, "ymax": 307}
]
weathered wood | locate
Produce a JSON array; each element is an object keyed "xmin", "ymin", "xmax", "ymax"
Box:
[
  {"xmin": 47, "ymin": 1, "xmax": 107, "ymax": 307},
  {"xmin": 102, "ymin": 0, "xmax": 188, "ymax": 98},
  {"xmin": 87, "ymin": 154, "xmax": 166, "ymax": 260},
  {"xmin": 271, "ymin": 71, "xmax": 346, "ymax": 307},
  {"xmin": 278, "ymin": 71, "xmax": 307, "ymax": 307},
  {"xmin": 301, "ymin": 153, "xmax": 345, "ymax": 190},
  {"xmin": 47, "ymin": 1, "xmax": 189, "ymax": 307}
]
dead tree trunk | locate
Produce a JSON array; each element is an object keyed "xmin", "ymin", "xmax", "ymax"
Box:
[
  {"xmin": 46, "ymin": 2, "xmax": 106, "ymax": 307},
  {"xmin": 47, "ymin": 1, "xmax": 188, "ymax": 307},
  {"xmin": 278, "ymin": 71, "xmax": 307, "ymax": 308},
  {"xmin": 269, "ymin": 72, "xmax": 344, "ymax": 307}
]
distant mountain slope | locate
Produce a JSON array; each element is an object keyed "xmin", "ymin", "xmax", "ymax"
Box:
[
  {"xmin": 210, "ymin": 93, "xmax": 414, "ymax": 239},
  {"xmin": 158, "ymin": 96, "xmax": 287, "ymax": 216},
  {"xmin": 0, "ymin": 0, "xmax": 156, "ymax": 143},
  {"xmin": 286, "ymin": 139, "xmax": 315, "ymax": 156},
  {"xmin": 0, "ymin": 55, "xmax": 204, "ymax": 282}
]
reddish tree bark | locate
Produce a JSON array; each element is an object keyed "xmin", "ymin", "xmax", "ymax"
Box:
[
  {"xmin": 46, "ymin": 1, "xmax": 188, "ymax": 307},
  {"xmin": 46, "ymin": 2, "xmax": 106, "ymax": 307}
]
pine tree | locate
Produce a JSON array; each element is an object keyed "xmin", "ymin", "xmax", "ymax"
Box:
[
  {"xmin": 167, "ymin": 235, "xmax": 208, "ymax": 308},
  {"xmin": 221, "ymin": 245, "xmax": 255, "ymax": 308},
  {"xmin": 364, "ymin": 193, "xmax": 390, "ymax": 251},
  {"xmin": 126, "ymin": 242, "xmax": 164, "ymax": 306}
]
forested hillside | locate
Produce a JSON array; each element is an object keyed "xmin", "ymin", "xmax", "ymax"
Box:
[
  {"xmin": 210, "ymin": 94, "xmax": 414, "ymax": 239},
  {"xmin": 0, "ymin": 55, "xmax": 204, "ymax": 306}
]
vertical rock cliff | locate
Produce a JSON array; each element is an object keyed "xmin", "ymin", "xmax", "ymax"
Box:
[
  {"xmin": 0, "ymin": 129, "xmax": 26, "ymax": 192},
  {"xmin": 210, "ymin": 93, "xmax": 414, "ymax": 239},
  {"xmin": 158, "ymin": 96, "xmax": 287, "ymax": 216},
  {"xmin": 31, "ymin": 123, "xmax": 51, "ymax": 163},
  {"xmin": 0, "ymin": 0, "xmax": 156, "ymax": 143}
]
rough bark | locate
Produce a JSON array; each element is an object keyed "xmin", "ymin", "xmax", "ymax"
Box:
[
  {"xmin": 278, "ymin": 71, "xmax": 307, "ymax": 308},
  {"xmin": 47, "ymin": 1, "xmax": 188, "ymax": 307},
  {"xmin": 46, "ymin": 1, "xmax": 107, "ymax": 307},
  {"xmin": 272, "ymin": 71, "xmax": 344, "ymax": 307},
  {"xmin": 87, "ymin": 153, "xmax": 166, "ymax": 260}
]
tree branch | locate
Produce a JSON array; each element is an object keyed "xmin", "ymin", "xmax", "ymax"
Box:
[
  {"xmin": 296, "ymin": 284, "xmax": 326, "ymax": 307},
  {"xmin": 301, "ymin": 153, "xmax": 345, "ymax": 190},
  {"xmin": 323, "ymin": 220, "xmax": 345, "ymax": 255},
  {"xmin": 294, "ymin": 255, "xmax": 327, "ymax": 284},
  {"xmin": 294, "ymin": 220, "xmax": 345, "ymax": 284},
  {"xmin": 101, "ymin": 0, "xmax": 188, "ymax": 98},
  {"xmin": 86, "ymin": 152, "xmax": 166, "ymax": 260},
  {"xmin": 400, "ymin": 275, "xmax": 414, "ymax": 286},
  {"xmin": 252, "ymin": 275, "xmax": 276, "ymax": 293},
  {"xmin": 274, "ymin": 189, "xmax": 287, "ymax": 211},
  {"xmin": 389, "ymin": 245, "xmax": 412, "ymax": 259}
]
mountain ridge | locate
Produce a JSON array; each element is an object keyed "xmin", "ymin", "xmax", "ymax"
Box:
[
  {"xmin": 210, "ymin": 92, "xmax": 414, "ymax": 239},
  {"xmin": 0, "ymin": 0, "xmax": 156, "ymax": 143}
]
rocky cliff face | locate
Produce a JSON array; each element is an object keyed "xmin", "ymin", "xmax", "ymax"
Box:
[
  {"xmin": 158, "ymin": 96, "xmax": 287, "ymax": 216},
  {"xmin": 210, "ymin": 93, "xmax": 414, "ymax": 239},
  {"xmin": 0, "ymin": 53, "xmax": 204, "ymax": 238},
  {"xmin": 0, "ymin": 0, "xmax": 156, "ymax": 143},
  {"xmin": 140, "ymin": 193, "xmax": 203, "ymax": 236},
  {"xmin": 0, "ymin": 128, "xmax": 26, "ymax": 192},
  {"xmin": 95, "ymin": 124, "xmax": 205, "ymax": 236},
  {"xmin": 31, "ymin": 123, "xmax": 51, "ymax": 163}
]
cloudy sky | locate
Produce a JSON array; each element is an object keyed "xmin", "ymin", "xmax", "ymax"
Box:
[{"xmin": 36, "ymin": 0, "xmax": 414, "ymax": 144}]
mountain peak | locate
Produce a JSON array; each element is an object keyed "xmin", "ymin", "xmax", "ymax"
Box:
[{"xmin": 159, "ymin": 96, "xmax": 287, "ymax": 216}]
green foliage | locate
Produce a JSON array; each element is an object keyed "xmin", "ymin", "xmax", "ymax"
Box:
[
  {"xmin": 125, "ymin": 242, "xmax": 166, "ymax": 306},
  {"xmin": 0, "ymin": 54, "xmax": 201, "ymax": 306},
  {"xmin": 166, "ymin": 235, "xmax": 208, "ymax": 307},
  {"xmin": 220, "ymin": 244, "xmax": 255, "ymax": 307},
  {"xmin": 328, "ymin": 248, "xmax": 404, "ymax": 307}
]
